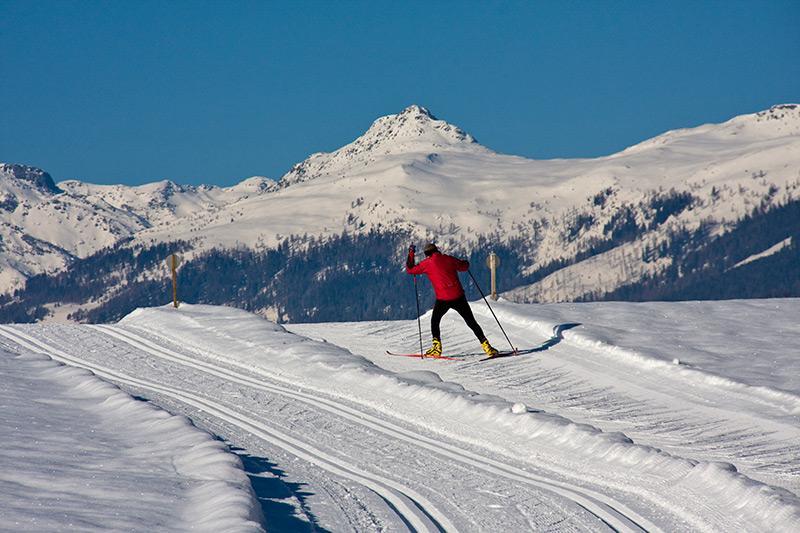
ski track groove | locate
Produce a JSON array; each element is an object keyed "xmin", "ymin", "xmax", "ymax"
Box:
[
  {"xmin": 0, "ymin": 325, "xmax": 450, "ymax": 533},
  {"xmin": 89, "ymin": 324, "xmax": 653, "ymax": 533}
]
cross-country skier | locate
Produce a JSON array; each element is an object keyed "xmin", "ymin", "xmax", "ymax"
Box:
[{"xmin": 406, "ymin": 243, "xmax": 499, "ymax": 357}]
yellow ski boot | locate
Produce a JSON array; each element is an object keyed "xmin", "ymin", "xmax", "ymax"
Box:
[
  {"xmin": 481, "ymin": 340, "xmax": 499, "ymax": 358},
  {"xmin": 424, "ymin": 338, "xmax": 442, "ymax": 357}
]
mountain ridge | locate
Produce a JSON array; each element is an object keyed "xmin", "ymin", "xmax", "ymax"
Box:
[{"xmin": 1, "ymin": 103, "xmax": 798, "ymax": 313}]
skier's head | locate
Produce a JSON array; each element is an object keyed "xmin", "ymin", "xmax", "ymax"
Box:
[{"xmin": 423, "ymin": 243, "xmax": 439, "ymax": 257}]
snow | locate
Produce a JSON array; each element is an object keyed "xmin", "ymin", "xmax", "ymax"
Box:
[
  {"xmin": 0, "ymin": 330, "xmax": 262, "ymax": 532},
  {"xmin": 511, "ymin": 402, "xmax": 527, "ymax": 414},
  {"xmin": 107, "ymin": 302, "xmax": 800, "ymax": 531},
  {"xmin": 58, "ymin": 178, "xmax": 273, "ymax": 224},
  {"xmin": 493, "ymin": 298, "xmax": 800, "ymax": 406},
  {"xmin": 0, "ymin": 165, "xmax": 273, "ymax": 293},
  {"xmin": 288, "ymin": 299, "xmax": 800, "ymax": 529},
  {"xmin": 732, "ymin": 236, "xmax": 793, "ymax": 269},
  {"xmin": 3, "ymin": 299, "xmax": 799, "ymax": 529}
]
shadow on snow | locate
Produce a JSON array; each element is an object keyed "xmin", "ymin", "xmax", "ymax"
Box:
[
  {"xmin": 528, "ymin": 322, "xmax": 582, "ymax": 352},
  {"xmin": 230, "ymin": 445, "xmax": 331, "ymax": 533}
]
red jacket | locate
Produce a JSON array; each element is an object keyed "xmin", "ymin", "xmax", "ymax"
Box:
[{"xmin": 407, "ymin": 250, "xmax": 469, "ymax": 301}]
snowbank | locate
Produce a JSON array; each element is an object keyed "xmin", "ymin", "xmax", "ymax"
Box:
[
  {"xmin": 0, "ymin": 343, "xmax": 262, "ymax": 532},
  {"xmin": 121, "ymin": 303, "xmax": 800, "ymax": 531}
]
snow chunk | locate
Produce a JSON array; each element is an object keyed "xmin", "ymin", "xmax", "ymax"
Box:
[{"xmin": 396, "ymin": 370, "xmax": 443, "ymax": 384}]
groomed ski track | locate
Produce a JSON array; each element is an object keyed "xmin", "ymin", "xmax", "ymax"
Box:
[
  {"xmin": 0, "ymin": 325, "xmax": 449, "ymax": 533},
  {"xmin": 93, "ymin": 325, "xmax": 651, "ymax": 532},
  {"xmin": 0, "ymin": 324, "xmax": 653, "ymax": 532},
  {"xmin": 291, "ymin": 308, "xmax": 800, "ymax": 496},
  {"xmin": 288, "ymin": 300, "xmax": 800, "ymax": 528}
]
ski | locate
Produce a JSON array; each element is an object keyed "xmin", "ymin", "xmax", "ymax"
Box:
[
  {"xmin": 385, "ymin": 351, "xmax": 463, "ymax": 361},
  {"xmin": 479, "ymin": 344, "xmax": 552, "ymax": 361},
  {"xmin": 479, "ymin": 351, "xmax": 520, "ymax": 362},
  {"xmin": 388, "ymin": 342, "xmax": 551, "ymax": 362}
]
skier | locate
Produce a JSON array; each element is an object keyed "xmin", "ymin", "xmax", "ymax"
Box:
[{"xmin": 406, "ymin": 243, "xmax": 499, "ymax": 357}]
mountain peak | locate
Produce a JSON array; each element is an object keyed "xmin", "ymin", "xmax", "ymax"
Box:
[
  {"xmin": 0, "ymin": 163, "xmax": 62, "ymax": 194},
  {"xmin": 398, "ymin": 104, "xmax": 436, "ymax": 120},
  {"xmin": 365, "ymin": 104, "xmax": 476, "ymax": 146},
  {"xmin": 278, "ymin": 105, "xmax": 482, "ymax": 187}
]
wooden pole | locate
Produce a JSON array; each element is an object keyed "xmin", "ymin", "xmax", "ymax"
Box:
[
  {"xmin": 486, "ymin": 252, "xmax": 500, "ymax": 301},
  {"xmin": 171, "ymin": 254, "xmax": 178, "ymax": 308},
  {"xmin": 491, "ymin": 254, "xmax": 497, "ymax": 300}
]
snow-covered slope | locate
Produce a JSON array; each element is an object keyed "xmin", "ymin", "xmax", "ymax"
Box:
[
  {"xmin": 0, "ymin": 163, "xmax": 147, "ymax": 292},
  {"xmin": 288, "ymin": 297, "xmax": 800, "ymax": 500},
  {"xmin": 58, "ymin": 176, "xmax": 274, "ymax": 226}
]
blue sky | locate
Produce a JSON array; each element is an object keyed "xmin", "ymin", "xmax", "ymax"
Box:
[{"xmin": 1, "ymin": 1, "xmax": 798, "ymax": 186}]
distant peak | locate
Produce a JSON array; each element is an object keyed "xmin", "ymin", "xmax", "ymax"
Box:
[
  {"xmin": 364, "ymin": 104, "xmax": 477, "ymax": 146},
  {"xmin": 0, "ymin": 163, "xmax": 62, "ymax": 194},
  {"xmin": 756, "ymin": 103, "xmax": 800, "ymax": 120},
  {"xmin": 768, "ymin": 103, "xmax": 798, "ymax": 112},
  {"xmin": 278, "ymin": 105, "xmax": 484, "ymax": 188}
]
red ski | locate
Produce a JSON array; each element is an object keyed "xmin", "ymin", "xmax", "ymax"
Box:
[{"xmin": 385, "ymin": 351, "xmax": 462, "ymax": 361}]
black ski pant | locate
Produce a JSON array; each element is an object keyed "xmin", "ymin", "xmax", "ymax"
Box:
[{"xmin": 431, "ymin": 295, "xmax": 486, "ymax": 343}]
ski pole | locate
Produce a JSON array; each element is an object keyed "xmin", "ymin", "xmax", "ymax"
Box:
[
  {"xmin": 467, "ymin": 269, "xmax": 516, "ymax": 352},
  {"xmin": 413, "ymin": 275, "xmax": 424, "ymax": 356}
]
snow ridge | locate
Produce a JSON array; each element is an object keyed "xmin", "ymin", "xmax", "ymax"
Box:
[{"xmin": 0, "ymin": 163, "xmax": 62, "ymax": 194}]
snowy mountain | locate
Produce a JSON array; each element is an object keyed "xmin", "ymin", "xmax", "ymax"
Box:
[
  {"xmin": 59, "ymin": 176, "xmax": 274, "ymax": 225},
  {"xmin": 2, "ymin": 104, "xmax": 798, "ymax": 321},
  {"xmin": 0, "ymin": 163, "xmax": 272, "ymax": 292},
  {"xmin": 131, "ymin": 103, "xmax": 800, "ymax": 300},
  {"xmin": 0, "ymin": 163, "xmax": 148, "ymax": 292},
  {"xmin": 278, "ymin": 104, "xmax": 483, "ymax": 188}
]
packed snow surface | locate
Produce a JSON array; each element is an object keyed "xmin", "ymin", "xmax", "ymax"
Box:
[
  {"xmin": 515, "ymin": 299, "xmax": 800, "ymax": 400},
  {"xmin": 0, "ymin": 332, "xmax": 262, "ymax": 532},
  {"xmin": 290, "ymin": 298, "xmax": 800, "ymax": 529},
  {"xmin": 4, "ymin": 299, "xmax": 799, "ymax": 531}
]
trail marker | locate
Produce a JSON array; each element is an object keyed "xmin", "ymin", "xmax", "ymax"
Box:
[
  {"xmin": 485, "ymin": 252, "xmax": 500, "ymax": 300},
  {"xmin": 165, "ymin": 253, "xmax": 182, "ymax": 308}
]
